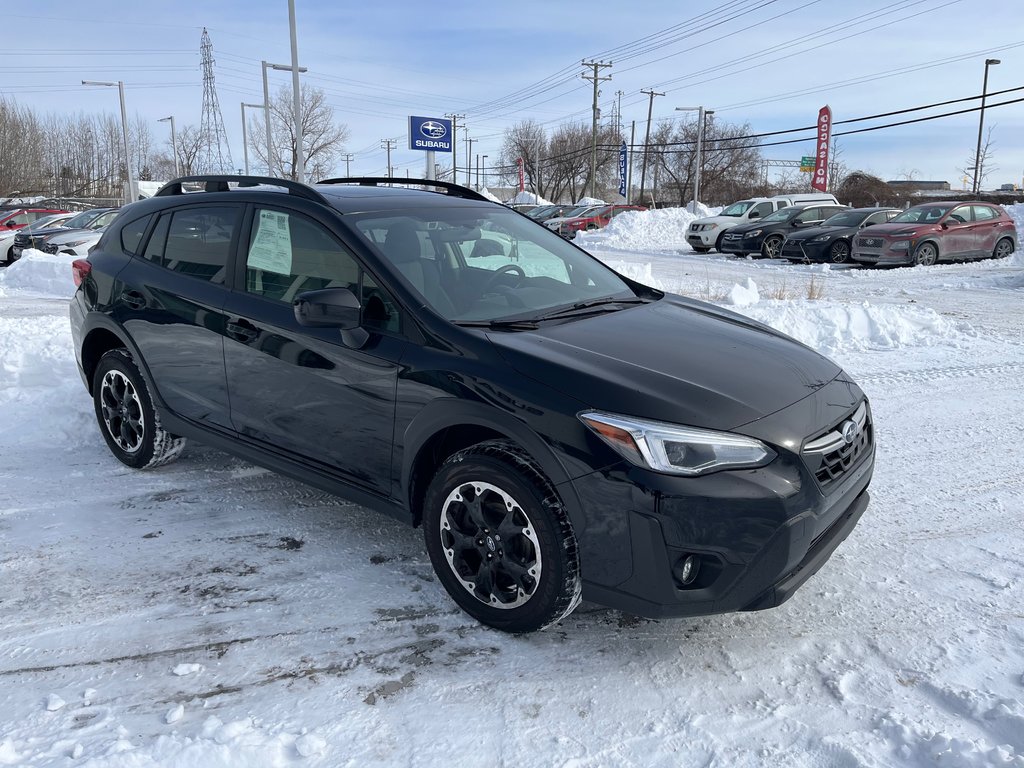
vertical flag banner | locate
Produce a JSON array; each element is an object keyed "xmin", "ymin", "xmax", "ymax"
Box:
[
  {"xmin": 517, "ymin": 157, "xmax": 525, "ymax": 192},
  {"xmin": 812, "ymin": 106, "xmax": 832, "ymax": 192},
  {"xmin": 618, "ymin": 142, "xmax": 628, "ymax": 197}
]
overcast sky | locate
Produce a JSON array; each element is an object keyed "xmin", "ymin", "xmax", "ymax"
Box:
[{"xmin": 5, "ymin": 0, "xmax": 1023, "ymax": 190}]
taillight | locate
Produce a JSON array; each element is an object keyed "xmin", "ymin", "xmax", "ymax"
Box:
[{"xmin": 72, "ymin": 259, "xmax": 91, "ymax": 287}]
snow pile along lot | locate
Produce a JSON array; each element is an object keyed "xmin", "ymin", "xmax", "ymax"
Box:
[
  {"xmin": 2, "ymin": 233, "xmax": 1024, "ymax": 766},
  {"xmin": 574, "ymin": 205, "xmax": 700, "ymax": 251},
  {"xmin": 0, "ymin": 248, "xmax": 77, "ymax": 298}
]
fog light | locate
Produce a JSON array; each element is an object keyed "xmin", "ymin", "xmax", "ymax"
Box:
[{"xmin": 672, "ymin": 554, "xmax": 700, "ymax": 587}]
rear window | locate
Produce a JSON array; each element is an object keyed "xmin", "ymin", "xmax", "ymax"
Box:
[{"xmin": 120, "ymin": 214, "xmax": 152, "ymax": 256}]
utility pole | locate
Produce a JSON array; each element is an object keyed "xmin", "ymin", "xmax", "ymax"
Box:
[
  {"xmin": 465, "ymin": 137, "xmax": 476, "ymax": 186},
  {"xmin": 287, "ymin": 0, "xmax": 304, "ymax": 182},
  {"xmin": 972, "ymin": 58, "xmax": 1000, "ymax": 194},
  {"xmin": 582, "ymin": 60, "xmax": 613, "ymax": 199},
  {"xmin": 615, "ymin": 90, "xmax": 624, "ymax": 137},
  {"xmin": 444, "ymin": 113, "xmax": 465, "ymax": 188},
  {"xmin": 638, "ymin": 88, "xmax": 664, "ymax": 206},
  {"xmin": 341, "ymin": 153, "xmax": 354, "ymax": 176},
  {"xmin": 381, "ymin": 139, "xmax": 396, "ymax": 178}
]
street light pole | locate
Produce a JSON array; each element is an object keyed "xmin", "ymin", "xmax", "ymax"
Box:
[
  {"xmin": 676, "ymin": 106, "xmax": 707, "ymax": 213},
  {"xmin": 972, "ymin": 58, "xmax": 1000, "ymax": 195},
  {"xmin": 287, "ymin": 0, "xmax": 304, "ymax": 183},
  {"xmin": 240, "ymin": 103, "xmax": 266, "ymax": 175},
  {"xmin": 83, "ymin": 80, "xmax": 134, "ymax": 204},
  {"xmin": 158, "ymin": 116, "xmax": 179, "ymax": 177},
  {"xmin": 482, "ymin": 155, "xmax": 488, "ymax": 190},
  {"xmin": 262, "ymin": 60, "xmax": 307, "ymax": 177}
]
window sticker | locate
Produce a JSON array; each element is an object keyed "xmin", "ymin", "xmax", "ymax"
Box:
[{"xmin": 247, "ymin": 210, "xmax": 293, "ymax": 275}]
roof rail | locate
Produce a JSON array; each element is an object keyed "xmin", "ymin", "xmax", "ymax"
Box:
[
  {"xmin": 154, "ymin": 175, "xmax": 330, "ymax": 206},
  {"xmin": 316, "ymin": 177, "xmax": 490, "ymax": 202}
]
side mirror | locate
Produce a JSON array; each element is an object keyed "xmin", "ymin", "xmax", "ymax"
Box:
[
  {"xmin": 294, "ymin": 287, "xmax": 368, "ymax": 347},
  {"xmin": 861, "ymin": 222, "xmax": 874, "ymax": 228}
]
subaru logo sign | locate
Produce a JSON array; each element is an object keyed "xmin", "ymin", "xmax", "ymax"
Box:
[
  {"xmin": 420, "ymin": 121, "xmax": 447, "ymax": 139},
  {"xmin": 409, "ymin": 116, "xmax": 453, "ymax": 153}
]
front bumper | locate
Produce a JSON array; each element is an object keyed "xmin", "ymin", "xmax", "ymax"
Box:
[
  {"xmin": 568, "ymin": 380, "xmax": 874, "ymax": 619},
  {"xmin": 851, "ymin": 247, "xmax": 912, "ymax": 265},
  {"xmin": 719, "ymin": 235, "xmax": 759, "ymax": 255},
  {"xmin": 782, "ymin": 239, "xmax": 830, "ymax": 262}
]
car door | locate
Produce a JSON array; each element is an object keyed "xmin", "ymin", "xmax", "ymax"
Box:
[
  {"xmin": 221, "ymin": 204, "xmax": 408, "ymax": 498},
  {"xmin": 792, "ymin": 206, "xmax": 826, "ymax": 231},
  {"xmin": 117, "ymin": 205, "xmax": 241, "ymax": 429},
  {"xmin": 969, "ymin": 205, "xmax": 1002, "ymax": 256},
  {"xmin": 941, "ymin": 205, "xmax": 974, "ymax": 258}
]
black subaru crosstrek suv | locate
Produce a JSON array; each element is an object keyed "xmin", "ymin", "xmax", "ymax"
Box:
[{"xmin": 70, "ymin": 175, "xmax": 874, "ymax": 633}]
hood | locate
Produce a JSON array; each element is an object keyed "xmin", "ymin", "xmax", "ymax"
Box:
[
  {"xmin": 46, "ymin": 227, "xmax": 96, "ymax": 244},
  {"xmin": 785, "ymin": 224, "xmax": 852, "ymax": 242},
  {"xmin": 487, "ymin": 296, "xmax": 841, "ymax": 431},
  {"xmin": 692, "ymin": 214, "xmax": 749, "ymax": 227},
  {"xmin": 855, "ymin": 222, "xmax": 934, "ymax": 238}
]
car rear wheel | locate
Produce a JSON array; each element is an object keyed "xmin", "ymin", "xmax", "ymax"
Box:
[
  {"xmin": 829, "ymin": 240, "xmax": 851, "ymax": 264},
  {"xmin": 92, "ymin": 349, "xmax": 187, "ymax": 469},
  {"xmin": 761, "ymin": 235, "xmax": 783, "ymax": 259},
  {"xmin": 914, "ymin": 242, "xmax": 938, "ymax": 266},
  {"xmin": 993, "ymin": 237, "xmax": 1014, "ymax": 260},
  {"xmin": 423, "ymin": 439, "xmax": 581, "ymax": 633}
]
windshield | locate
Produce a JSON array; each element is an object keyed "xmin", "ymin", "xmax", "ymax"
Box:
[
  {"xmin": 564, "ymin": 204, "xmax": 601, "ymax": 218},
  {"xmin": 822, "ymin": 211, "xmax": 868, "ymax": 227},
  {"xmin": 720, "ymin": 201, "xmax": 754, "ymax": 217},
  {"xmin": 761, "ymin": 208, "xmax": 795, "ymax": 223},
  {"xmin": 64, "ymin": 210, "xmax": 100, "ymax": 229},
  {"xmin": 527, "ymin": 205, "xmax": 555, "ymax": 219},
  {"xmin": 890, "ymin": 204, "xmax": 954, "ymax": 224},
  {"xmin": 348, "ymin": 207, "xmax": 639, "ymax": 323}
]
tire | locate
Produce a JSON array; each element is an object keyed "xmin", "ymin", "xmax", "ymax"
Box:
[
  {"xmin": 92, "ymin": 349, "xmax": 187, "ymax": 469},
  {"xmin": 829, "ymin": 240, "xmax": 851, "ymax": 264},
  {"xmin": 914, "ymin": 242, "xmax": 938, "ymax": 266},
  {"xmin": 993, "ymin": 237, "xmax": 1014, "ymax": 260},
  {"xmin": 423, "ymin": 439, "xmax": 581, "ymax": 633},
  {"xmin": 761, "ymin": 235, "xmax": 783, "ymax": 259},
  {"xmin": 714, "ymin": 232, "xmax": 726, "ymax": 253}
]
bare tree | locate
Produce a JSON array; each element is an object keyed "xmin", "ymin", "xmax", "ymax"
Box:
[
  {"xmin": 247, "ymin": 84, "xmax": 349, "ymax": 180},
  {"xmin": 960, "ymin": 126, "xmax": 997, "ymax": 192}
]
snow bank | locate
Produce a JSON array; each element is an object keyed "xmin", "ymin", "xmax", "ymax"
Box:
[
  {"xmin": 1004, "ymin": 203, "xmax": 1024, "ymax": 265},
  {"xmin": 0, "ymin": 249, "xmax": 77, "ymax": 298},
  {"xmin": 574, "ymin": 196, "xmax": 604, "ymax": 207},
  {"xmin": 575, "ymin": 206, "xmax": 700, "ymax": 251},
  {"xmin": 506, "ymin": 190, "xmax": 552, "ymax": 206},
  {"xmin": 736, "ymin": 296, "xmax": 976, "ymax": 356}
]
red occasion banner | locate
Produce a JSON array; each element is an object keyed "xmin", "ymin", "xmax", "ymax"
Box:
[
  {"xmin": 517, "ymin": 157, "xmax": 525, "ymax": 192},
  {"xmin": 812, "ymin": 105, "xmax": 832, "ymax": 192}
]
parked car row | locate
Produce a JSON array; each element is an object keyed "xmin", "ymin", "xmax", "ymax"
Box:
[
  {"xmin": 541, "ymin": 203, "xmax": 647, "ymax": 238},
  {"xmin": 2, "ymin": 207, "xmax": 119, "ymax": 267},
  {"xmin": 689, "ymin": 195, "xmax": 1018, "ymax": 266}
]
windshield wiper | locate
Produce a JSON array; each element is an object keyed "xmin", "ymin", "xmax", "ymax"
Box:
[
  {"xmin": 532, "ymin": 296, "xmax": 648, "ymax": 322},
  {"xmin": 454, "ymin": 319, "xmax": 539, "ymax": 330}
]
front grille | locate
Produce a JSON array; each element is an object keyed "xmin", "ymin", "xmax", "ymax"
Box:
[
  {"xmin": 14, "ymin": 234, "xmax": 29, "ymax": 247},
  {"xmin": 781, "ymin": 241, "xmax": 804, "ymax": 257},
  {"xmin": 803, "ymin": 401, "xmax": 873, "ymax": 487},
  {"xmin": 857, "ymin": 237, "xmax": 882, "ymax": 248},
  {"xmin": 723, "ymin": 233, "xmax": 742, "ymax": 240},
  {"xmin": 42, "ymin": 242, "xmax": 59, "ymax": 254}
]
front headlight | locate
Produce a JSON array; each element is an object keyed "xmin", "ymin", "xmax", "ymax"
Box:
[
  {"xmin": 579, "ymin": 411, "xmax": 776, "ymax": 476},
  {"xmin": 890, "ymin": 240, "xmax": 911, "ymax": 250},
  {"xmin": 705, "ymin": 223, "xmax": 719, "ymax": 231},
  {"xmin": 812, "ymin": 234, "xmax": 833, "ymax": 242},
  {"xmin": 748, "ymin": 229, "xmax": 762, "ymax": 238}
]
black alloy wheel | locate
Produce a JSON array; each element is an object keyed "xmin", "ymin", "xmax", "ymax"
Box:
[
  {"xmin": 423, "ymin": 440, "xmax": 581, "ymax": 633},
  {"xmin": 92, "ymin": 349, "xmax": 187, "ymax": 469},
  {"xmin": 829, "ymin": 240, "xmax": 851, "ymax": 264},
  {"xmin": 761, "ymin": 235, "xmax": 784, "ymax": 259}
]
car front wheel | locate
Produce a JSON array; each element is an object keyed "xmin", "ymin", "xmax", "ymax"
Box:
[
  {"xmin": 92, "ymin": 349, "xmax": 187, "ymax": 469},
  {"xmin": 829, "ymin": 240, "xmax": 851, "ymax": 264},
  {"xmin": 423, "ymin": 440, "xmax": 581, "ymax": 633},
  {"xmin": 761, "ymin": 235, "xmax": 783, "ymax": 259},
  {"xmin": 914, "ymin": 242, "xmax": 938, "ymax": 266}
]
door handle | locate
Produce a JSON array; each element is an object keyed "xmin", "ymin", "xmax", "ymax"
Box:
[
  {"xmin": 120, "ymin": 290, "xmax": 146, "ymax": 309},
  {"xmin": 226, "ymin": 319, "xmax": 259, "ymax": 343}
]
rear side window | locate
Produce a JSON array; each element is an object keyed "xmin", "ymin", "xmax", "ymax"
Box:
[
  {"xmin": 971, "ymin": 205, "xmax": 998, "ymax": 221},
  {"xmin": 120, "ymin": 214, "xmax": 153, "ymax": 256},
  {"xmin": 162, "ymin": 207, "xmax": 240, "ymax": 283}
]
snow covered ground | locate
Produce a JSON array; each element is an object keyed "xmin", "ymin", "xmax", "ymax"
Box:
[{"xmin": 1, "ymin": 214, "xmax": 1023, "ymax": 766}]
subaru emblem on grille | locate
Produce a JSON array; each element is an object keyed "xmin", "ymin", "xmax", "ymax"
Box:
[{"xmin": 840, "ymin": 420, "xmax": 859, "ymax": 444}]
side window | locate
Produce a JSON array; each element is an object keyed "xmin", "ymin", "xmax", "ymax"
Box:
[
  {"xmin": 165, "ymin": 207, "xmax": 239, "ymax": 283},
  {"xmin": 865, "ymin": 211, "xmax": 893, "ymax": 226},
  {"xmin": 795, "ymin": 207, "xmax": 820, "ymax": 223},
  {"xmin": 143, "ymin": 214, "xmax": 170, "ymax": 265},
  {"xmin": 751, "ymin": 202, "xmax": 773, "ymax": 218},
  {"xmin": 7, "ymin": 213, "xmax": 32, "ymax": 226},
  {"xmin": 245, "ymin": 208, "xmax": 359, "ymax": 302},
  {"xmin": 971, "ymin": 205, "xmax": 997, "ymax": 222},
  {"xmin": 948, "ymin": 206, "xmax": 971, "ymax": 224},
  {"xmin": 120, "ymin": 214, "xmax": 153, "ymax": 256}
]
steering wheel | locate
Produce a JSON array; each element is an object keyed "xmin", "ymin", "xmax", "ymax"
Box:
[{"xmin": 482, "ymin": 263, "xmax": 526, "ymax": 293}]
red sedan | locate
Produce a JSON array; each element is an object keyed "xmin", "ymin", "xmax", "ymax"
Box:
[
  {"xmin": 851, "ymin": 201, "xmax": 1017, "ymax": 266},
  {"xmin": 559, "ymin": 204, "xmax": 647, "ymax": 237}
]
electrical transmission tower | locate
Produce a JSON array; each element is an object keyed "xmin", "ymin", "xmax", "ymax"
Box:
[{"xmin": 198, "ymin": 28, "xmax": 234, "ymax": 174}]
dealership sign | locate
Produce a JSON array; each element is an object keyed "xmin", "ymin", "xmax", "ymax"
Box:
[
  {"xmin": 618, "ymin": 142, "xmax": 628, "ymax": 197},
  {"xmin": 812, "ymin": 106, "xmax": 832, "ymax": 192},
  {"xmin": 408, "ymin": 116, "xmax": 453, "ymax": 153}
]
